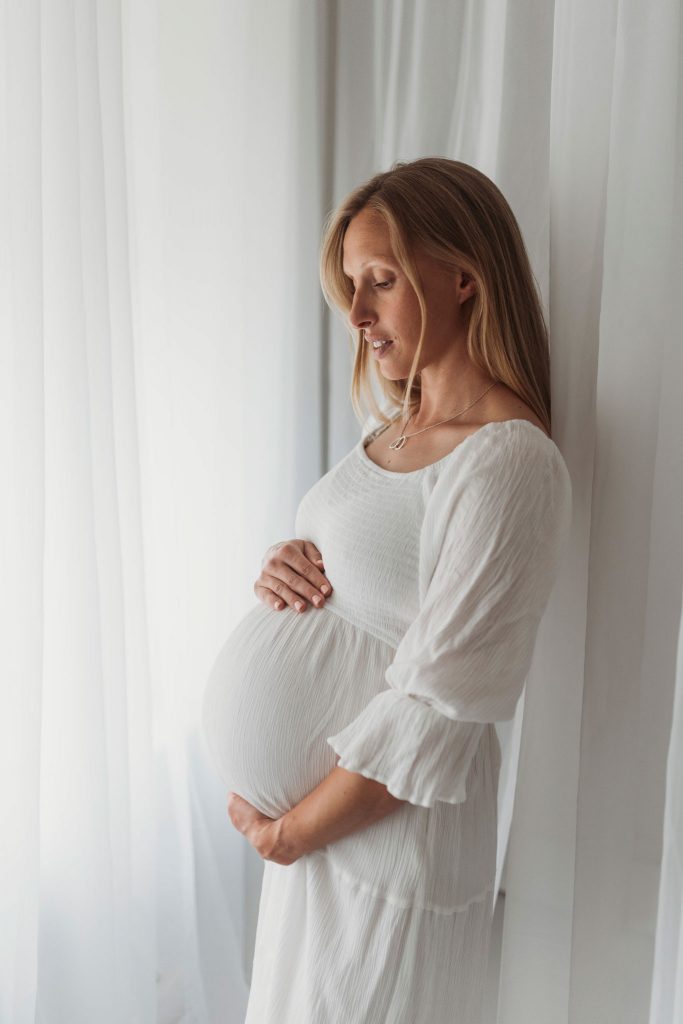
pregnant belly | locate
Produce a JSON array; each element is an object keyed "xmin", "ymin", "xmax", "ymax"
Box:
[{"xmin": 201, "ymin": 601, "xmax": 391, "ymax": 819}]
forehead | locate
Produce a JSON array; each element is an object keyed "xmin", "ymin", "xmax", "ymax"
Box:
[{"xmin": 341, "ymin": 211, "xmax": 396, "ymax": 275}]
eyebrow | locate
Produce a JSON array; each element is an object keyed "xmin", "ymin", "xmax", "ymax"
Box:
[{"xmin": 342, "ymin": 257, "xmax": 397, "ymax": 278}]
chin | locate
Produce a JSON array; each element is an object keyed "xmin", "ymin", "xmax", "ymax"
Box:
[{"xmin": 375, "ymin": 355, "xmax": 402, "ymax": 375}]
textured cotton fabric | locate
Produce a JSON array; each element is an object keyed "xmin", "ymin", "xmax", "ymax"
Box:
[{"xmin": 201, "ymin": 416, "xmax": 572, "ymax": 1023}]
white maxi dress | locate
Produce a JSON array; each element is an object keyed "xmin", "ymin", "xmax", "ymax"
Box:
[{"xmin": 201, "ymin": 416, "xmax": 572, "ymax": 1024}]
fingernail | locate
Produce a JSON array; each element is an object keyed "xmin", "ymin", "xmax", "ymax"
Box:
[
  {"xmin": 295, "ymin": 601, "xmax": 304, "ymax": 611},
  {"xmin": 312, "ymin": 595, "xmax": 322, "ymax": 607},
  {"xmin": 320, "ymin": 584, "xmax": 330, "ymax": 595}
]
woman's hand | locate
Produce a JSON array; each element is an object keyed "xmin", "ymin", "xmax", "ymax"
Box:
[
  {"xmin": 254, "ymin": 539, "xmax": 333, "ymax": 613},
  {"xmin": 227, "ymin": 792, "xmax": 300, "ymax": 865}
]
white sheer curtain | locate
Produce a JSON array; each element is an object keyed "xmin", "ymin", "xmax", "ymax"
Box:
[
  {"xmin": 2, "ymin": 1, "xmax": 330, "ymax": 1021},
  {"xmin": 2, "ymin": 1, "xmax": 681, "ymax": 1022}
]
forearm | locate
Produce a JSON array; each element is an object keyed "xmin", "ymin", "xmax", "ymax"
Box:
[{"xmin": 277, "ymin": 765, "xmax": 407, "ymax": 861}]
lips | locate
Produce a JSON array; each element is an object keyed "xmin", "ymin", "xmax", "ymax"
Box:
[{"xmin": 372, "ymin": 340, "xmax": 393, "ymax": 358}]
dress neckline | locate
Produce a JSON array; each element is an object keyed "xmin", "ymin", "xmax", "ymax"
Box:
[{"xmin": 358, "ymin": 416, "xmax": 558, "ymax": 478}]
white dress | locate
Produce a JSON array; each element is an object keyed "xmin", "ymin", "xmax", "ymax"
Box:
[{"xmin": 201, "ymin": 416, "xmax": 572, "ymax": 1023}]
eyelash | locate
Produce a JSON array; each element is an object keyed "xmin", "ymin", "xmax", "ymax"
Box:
[{"xmin": 350, "ymin": 281, "xmax": 391, "ymax": 294}]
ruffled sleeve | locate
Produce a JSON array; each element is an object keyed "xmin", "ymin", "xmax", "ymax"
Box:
[{"xmin": 326, "ymin": 421, "xmax": 573, "ymax": 809}]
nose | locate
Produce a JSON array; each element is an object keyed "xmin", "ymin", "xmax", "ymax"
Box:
[{"xmin": 348, "ymin": 289, "xmax": 376, "ymax": 332}]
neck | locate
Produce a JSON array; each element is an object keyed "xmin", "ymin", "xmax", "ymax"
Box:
[{"xmin": 406, "ymin": 377, "xmax": 498, "ymax": 429}]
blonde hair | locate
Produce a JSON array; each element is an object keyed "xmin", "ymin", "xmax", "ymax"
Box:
[{"xmin": 319, "ymin": 157, "xmax": 552, "ymax": 436}]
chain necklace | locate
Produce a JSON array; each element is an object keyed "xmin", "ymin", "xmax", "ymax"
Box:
[{"xmin": 388, "ymin": 381, "xmax": 499, "ymax": 451}]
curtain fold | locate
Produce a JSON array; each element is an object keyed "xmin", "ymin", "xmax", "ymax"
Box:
[
  {"xmin": 650, "ymin": 594, "xmax": 683, "ymax": 1024},
  {"xmin": 2, "ymin": 1, "xmax": 681, "ymax": 1022}
]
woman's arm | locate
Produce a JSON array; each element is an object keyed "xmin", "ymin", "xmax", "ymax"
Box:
[
  {"xmin": 277, "ymin": 766, "xmax": 407, "ymax": 862},
  {"xmin": 229, "ymin": 767, "xmax": 407, "ymax": 865}
]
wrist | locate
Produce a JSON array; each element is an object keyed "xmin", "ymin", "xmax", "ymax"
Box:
[{"xmin": 276, "ymin": 809, "xmax": 309, "ymax": 863}]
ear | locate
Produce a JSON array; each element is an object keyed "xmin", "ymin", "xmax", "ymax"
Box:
[{"xmin": 456, "ymin": 270, "xmax": 477, "ymax": 305}]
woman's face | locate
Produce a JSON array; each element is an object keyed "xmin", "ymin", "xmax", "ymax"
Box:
[{"xmin": 341, "ymin": 207, "xmax": 475, "ymax": 380}]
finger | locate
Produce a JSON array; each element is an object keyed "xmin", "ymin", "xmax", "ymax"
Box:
[
  {"xmin": 303, "ymin": 541, "xmax": 325, "ymax": 569},
  {"xmin": 302, "ymin": 542, "xmax": 331, "ymax": 587},
  {"xmin": 255, "ymin": 575, "xmax": 309, "ymax": 612},
  {"xmin": 261, "ymin": 550, "xmax": 331, "ymax": 606},
  {"xmin": 254, "ymin": 580, "xmax": 292, "ymax": 610},
  {"xmin": 281, "ymin": 545, "xmax": 332, "ymax": 598}
]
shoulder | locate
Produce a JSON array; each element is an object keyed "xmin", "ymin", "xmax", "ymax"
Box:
[
  {"xmin": 420, "ymin": 424, "xmax": 572, "ymax": 578},
  {"xmin": 443, "ymin": 417, "xmax": 564, "ymax": 485},
  {"xmin": 479, "ymin": 384, "xmax": 550, "ymax": 437},
  {"xmin": 426, "ymin": 419, "xmax": 571, "ymax": 535}
]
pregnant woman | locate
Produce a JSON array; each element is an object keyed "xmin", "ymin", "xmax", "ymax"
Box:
[{"xmin": 201, "ymin": 156, "xmax": 572, "ymax": 1023}]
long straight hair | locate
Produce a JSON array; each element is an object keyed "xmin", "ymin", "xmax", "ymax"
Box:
[{"xmin": 319, "ymin": 157, "xmax": 552, "ymax": 436}]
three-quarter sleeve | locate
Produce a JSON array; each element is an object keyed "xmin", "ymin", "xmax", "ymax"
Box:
[{"xmin": 326, "ymin": 423, "xmax": 573, "ymax": 809}]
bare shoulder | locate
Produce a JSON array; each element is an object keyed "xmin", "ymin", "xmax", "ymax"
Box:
[{"xmin": 483, "ymin": 385, "xmax": 550, "ymax": 439}]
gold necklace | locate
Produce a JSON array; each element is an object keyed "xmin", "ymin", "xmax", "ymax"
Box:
[{"xmin": 388, "ymin": 381, "xmax": 499, "ymax": 451}]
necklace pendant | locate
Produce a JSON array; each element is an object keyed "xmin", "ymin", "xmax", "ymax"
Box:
[{"xmin": 389, "ymin": 435, "xmax": 407, "ymax": 450}]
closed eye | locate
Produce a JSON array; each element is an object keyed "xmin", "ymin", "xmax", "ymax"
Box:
[{"xmin": 348, "ymin": 280, "xmax": 392, "ymax": 295}]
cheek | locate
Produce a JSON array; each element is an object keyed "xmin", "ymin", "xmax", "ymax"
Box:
[
  {"xmin": 393, "ymin": 291, "xmax": 422, "ymax": 331},
  {"xmin": 427, "ymin": 285, "xmax": 460, "ymax": 326}
]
